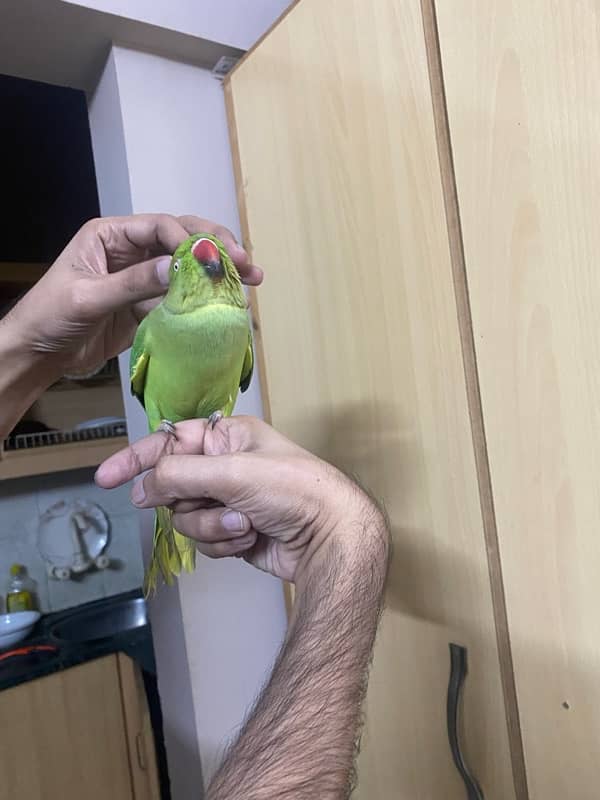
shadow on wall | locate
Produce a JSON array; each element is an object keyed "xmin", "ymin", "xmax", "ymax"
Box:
[
  {"xmin": 286, "ymin": 402, "xmax": 509, "ymax": 795},
  {"xmin": 281, "ymin": 401, "xmax": 492, "ymax": 632}
]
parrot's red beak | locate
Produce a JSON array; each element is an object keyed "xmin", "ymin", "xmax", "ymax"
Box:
[{"xmin": 192, "ymin": 237, "xmax": 223, "ymax": 279}]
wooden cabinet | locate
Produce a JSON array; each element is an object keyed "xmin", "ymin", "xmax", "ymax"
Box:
[
  {"xmin": 226, "ymin": 0, "xmax": 600, "ymax": 797},
  {"xmin": 225, "ymin": 1, "xmax": 515, "ymax": 797},
  {"xmin": 435, "ymin": 3, "xmax": 600, "ymax": 797},
  {"xmin": 0, "ymin": 655, "xmax": 160, "ymax": 800}
]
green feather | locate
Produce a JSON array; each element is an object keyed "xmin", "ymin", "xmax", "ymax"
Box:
[{"xmin": 131, "ymin": 233, "xmax": 253, "ymax": 595}]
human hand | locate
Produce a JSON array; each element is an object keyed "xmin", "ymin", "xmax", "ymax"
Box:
[
  {"xmin": 95, "ymin": 416, "xmax": 387, "ymax": 586},
  {"xmin": 6, "ymin": 213, "xmax": 262, "ymax": 378}
]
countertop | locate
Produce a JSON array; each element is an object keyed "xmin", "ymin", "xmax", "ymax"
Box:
[{"xmin": 0, "ymin": 588, "xmax": 154, "ymax": 691}]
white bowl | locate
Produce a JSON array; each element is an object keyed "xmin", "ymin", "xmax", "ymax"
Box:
[{"xmin": 0, "ymin": 611, "xmax": 41, "ymax": 650}]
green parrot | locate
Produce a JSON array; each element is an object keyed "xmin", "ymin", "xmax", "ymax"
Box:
[{"xmin": 129, "ymin": 233, "xmax": 253, "ymax": 595}]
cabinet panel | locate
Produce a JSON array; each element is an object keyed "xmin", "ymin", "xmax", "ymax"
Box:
[
  {"xmin": 226, "ymin": 0, "xmax": 515, "ymax": 795},
  {"xmin": 0, "ymin": 656, "xmax": 132, "ymax": 800},
  {"xmin": 117, "ymin": 653, "xmax": 161, "ymax": 800},
  {"xmin": 437, "ymin": 1, "xmax": 600, "ymax": 796}
]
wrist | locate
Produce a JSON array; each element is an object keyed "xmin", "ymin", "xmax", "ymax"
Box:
[
  {"xmin": 0, "ymin": 313, "xmax": 62, "ymax": 438},
  {"xmin": 294, "ymin": 490, "xmax": 390, "ymax": 598}
]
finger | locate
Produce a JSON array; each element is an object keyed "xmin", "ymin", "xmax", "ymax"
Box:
[
  {"xmin": 196, "ymin": 530, "xmax": 258, "ymax": 559},
  {"xmin": 95, "ymin": 416, "xmax": 282, "ymax": 488},
  {"xmin": 94, "ymin": 420, "xmax": 209, "ymax": 488},
  {"xmin": 132, "ymin": 296, "xmax": 163, "ymax": 321},
  {"xmin": 196, "ymin": 528, "xmax": 259, "ymax": 559},
  {"xmin": 171, "ymin": 507, "xmax": 252, "ymax": 542},
  {"xmin": 97, "ymin": 214, "xmax": 190, "ymax": 266},
  {"xmin": 177, "ymin": 216, "xmax": 264, "ymax": 285},
  {"xmin": 86, "ymin": 255, "xmax": 171, "ymax": 317},
  {"xmin": 129, "ymin": 453, "xmax": 256, "ymax": 508},
  {"xmin": 170, "ymin": 498, "xmax": 220, "ymax": 513},
  {"xmin": 240, "ymin": 264, "xmax": 264, "ymax": 286},
  {"xmin": 177, "ymin": 216, "xmax": 244, "ymax": 261}
]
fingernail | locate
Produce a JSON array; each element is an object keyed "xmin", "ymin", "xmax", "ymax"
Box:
[
  {"xmin": 131, "ymin": 479, "xmax": 146, "ymax": 506},
  {"xmin": 155, "ymin": 256, "xmax": 172, "ymax": 286},
  {"xmin": 221, "ymin": 510, "xmax": 245, "ymax": 532}
]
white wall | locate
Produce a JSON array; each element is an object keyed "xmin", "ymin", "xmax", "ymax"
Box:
[
  {"xmin": 88, "ymin": 51, "xmax": 205, "ymax": 800},
  {"xmin": 89, "ymin": 45, "xmax": 288, "ymax": 794},
  {"xmin": 62, "ymin": 0, "xmax": 292, "ymax": 50}
]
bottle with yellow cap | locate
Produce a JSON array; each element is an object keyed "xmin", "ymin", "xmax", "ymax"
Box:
[{"xmin": 6, "ymin": 564, "xmax": 38, "ymax": 613}]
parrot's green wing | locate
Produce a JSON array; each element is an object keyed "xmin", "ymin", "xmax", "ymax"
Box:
[
  {"xmin": 239, "ymin": 333, "xmax": 254, "ymax": 393},
  {"xmin": 130, "ymin": 316, "xmax": 151, "ymax": 406}
]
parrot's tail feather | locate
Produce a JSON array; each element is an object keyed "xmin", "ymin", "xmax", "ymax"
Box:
[
  {"xmin": 143, "ymin": 559, "xmax": 159, "ymax": 598},
  {"xmin": 143, "ymin": 505, "xmax": 196, "ymax": 596},
  {"xmin": 174, "ymin": 529, "xmax": 196, "ymax": 573}
]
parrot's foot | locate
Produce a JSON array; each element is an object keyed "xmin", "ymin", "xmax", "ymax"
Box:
[
  {"xmin": 208, "ymin": 410, "xmax": 223, "ymax": 430},
  {"xmin": 158, "ymin": 419, "xmax": 177, "ymax": 438}
]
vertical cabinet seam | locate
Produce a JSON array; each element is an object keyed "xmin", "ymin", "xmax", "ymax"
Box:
[{"xmin": 418, "ymin": 1, "xmax": 529, "ymax": 797}]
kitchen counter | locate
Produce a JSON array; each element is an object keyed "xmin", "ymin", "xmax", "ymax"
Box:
[{"xmin": 0, "ymin": 588, "xmax": 154, "ymax": 691}]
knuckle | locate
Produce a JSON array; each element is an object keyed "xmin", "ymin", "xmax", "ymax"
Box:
[
  {"xmin": 119, "ymin": 266, "xmax": 145, "ymax": 297},
  {"xmin": 83, "ymin": 216, "xmax": 103, "ymax": 234},
  {"xmin": 68, "ymin": 281, "xmax": 94, "ymax": 317},
  {"xmin": 186, "ymin": 516, "xmax": 206, "ymax": 542},
  {"xmin": 215, "ymin": 224, "xmax": 234, "ymax": 243},
  {"xmin": 153, "ymin": 457, "xmax": 173, "ymax": 490},
  {"xmin": 235, "ymin": 414, "xmax": 256, "ymax": 429},
  {"xmin": 158, "ymin": 212, "xmax": 177, "ymax": 227},
  {"xmin": 171, "ymin": 513, "xmax": 195, "ymax": 540},
  {"xmin": 215, "ymin": 540, "xmax": 238, "ymax": 557},
  {"xmin": 200, "ymin": 545, "xmax": 221, "ymax": 560},
  {"xmin": 126, "ymin": 447, "xmax": 143, "ymax": 477}
]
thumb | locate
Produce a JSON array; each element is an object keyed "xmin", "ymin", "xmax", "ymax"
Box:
[{"xmin": 90, "ymin": 256, "xmax": 171, "ymax": 315}]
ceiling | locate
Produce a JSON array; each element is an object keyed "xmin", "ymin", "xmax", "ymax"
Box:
[{"xmin": 0, "ymin": 0, "xmax": 243, "ymax": 91}]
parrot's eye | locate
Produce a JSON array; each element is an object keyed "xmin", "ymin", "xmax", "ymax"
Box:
[{"xmin": 173, "ymin": 260, "xmax": 180, "ymax": 272}]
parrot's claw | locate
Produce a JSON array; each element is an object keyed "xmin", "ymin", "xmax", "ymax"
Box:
[
  {"xmin": 208, "ymin": 411, "xmax": 223, "ymax": 430},
  {"xmin": 158, "ymin": 419, "xmax": 177, "ymax": 438}
]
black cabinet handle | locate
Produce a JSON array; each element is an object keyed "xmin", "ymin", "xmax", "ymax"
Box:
[{"xmin": 447, "ymin": 643, "xmax": 485, "ymax": 800}]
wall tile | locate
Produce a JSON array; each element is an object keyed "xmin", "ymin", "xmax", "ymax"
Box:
[
  {"xmin": 0, "ymin": 481, "xmax": 39, "ymax": 541},
  {"xmin": 0, "ymin": 514, "xmax": 50, "ymax": 614},
  {"xmin": 47, "ymin": 565, "xmax": 107, "ymax": 612},
  {"xmin": 34, "ymin": 467, "xmax": 134, "ymax": 517},
  {"xmin": 102, "ymin": 512, "xmax": 144, "ymax": 596},
  {"xmin": 0, "ymin": 467, "xmax": 144, "ymax": 614}
]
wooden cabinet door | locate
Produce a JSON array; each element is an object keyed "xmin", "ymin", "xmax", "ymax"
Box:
[
  {"xmin": 436, "ymin": 2, "xmax": 600, "ymax": 797},
  {"xmin": 117, "ymin": 654, "xmax": 161, "ymax": 800},
  {"xmin": 0, "ymin": 655, "xmax": 160, "ymax": 800},
  {"xmin": 0, "ymin": 656, "xmax": 133, "ymax": 800},
  {"xmin": 226, "ymin": 0, "xmax": 516, "ymax": 796}
]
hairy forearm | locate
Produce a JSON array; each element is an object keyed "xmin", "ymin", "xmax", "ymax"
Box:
[{"xmin": 207, "ymin": 509, "xmax": 390, "ymax": 800}]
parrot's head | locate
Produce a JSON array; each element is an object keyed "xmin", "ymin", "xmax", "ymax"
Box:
[{"xmin": 163, "ymin": 233, "xmax": 246, "ymax": 313}]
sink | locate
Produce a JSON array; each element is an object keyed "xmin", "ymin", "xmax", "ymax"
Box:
[{"xmin": 50, "ymin": 597, "xmax": 148, "ymax": 643}]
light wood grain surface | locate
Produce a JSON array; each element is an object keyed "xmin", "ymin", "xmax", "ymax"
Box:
[
  {"xmin": 31, "ymin": 384, "xmax": 125, "ymax": 431},
  {"xmin": 0, "ymin": 436, "xmax": 129, "ymax": 479},
  {"xmin": 0, "ymin": 656, "xmax": 133, "ymax": 800},
  {"xmin": 117, "ymin": 654, "xmax": 161, "ymax": 800},
  {"xmin": 436, "ymin": 1, "xmax": 600, "ymax": 796},
  {"xmin": 226, "ymin": 0, "xmax": 515, "ymax": 795}
]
